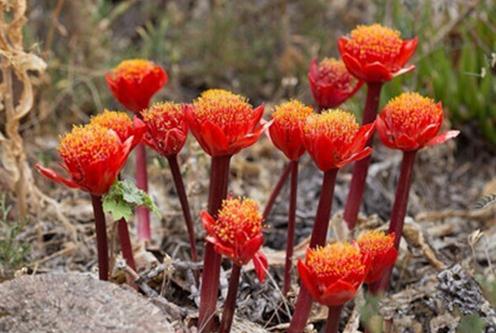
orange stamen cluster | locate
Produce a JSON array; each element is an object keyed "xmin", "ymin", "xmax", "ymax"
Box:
[
  {"xmin": 304, "ymin": 109, "xmax": 359, "ymax": 144},
  {"xmin": 345, "ymin": 24, "xmax": 403, "ymax": 63},
  {"xmin": 143, "ymin": 102, "xmax": 184, "ymax": 130},
  {"xmin": 89, "ymin": 110, "xmax": 133, "ymax": 141},
  {"xmin": 357, "ymin": 230, "xmax": 394, "ymax": 257},
  {"xmin": 318, "ymin": 58, "xmax": 354, "ymax": 89},
  {"xmin": 384, "ymin": 92, "xmax": 441, "ymax": 134},
  {"xmin": 192, "ymin": 89, "xmax": 254, "ymax": 125},
  {"xmin": 272, "ymin": 100, "xmax": 313, "ymax": 129},
  {"xmin": 112, "ymin": 59, "xmax": 156, "ymax": 80},
  {"xmin": 306, "ymin": 242, "xmax": 365, "ymax": 280},
  {"xmin": 59, "ymin": 125, "xmax": 119, "ymax": 166},
  {"xmin": 214, "ymin": 197, "xmax": 263, "ymax": 245}
]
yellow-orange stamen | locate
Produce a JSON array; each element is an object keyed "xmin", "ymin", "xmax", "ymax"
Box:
[
  {"xmin": 345, "ymin": 24, "xmax": 403, "ymax": 62},
  {"xmin": 383, "ymin": 92, "xmax": 441, "ymax": 134},
  {"xmin": 318, "ymin": 58, "xmax": 353, "ymax": 88},
  {"xmin": 143, "ymin": 102, "xmax": 184, "ymax": 131},
  {"xmin": 304, "ymin": 109, "xmax": 359, "ymax": 144},
  {"xmin": 89, "ymin": 110, "xmax": 133, "ymax": 141},
  {"xmin": 192, "ymin": 89, "xmax": 254, "ymax": 125},
  {"xmin": 59, "ymin": 125, "xmax": 119, "ymax": 166},
  {"xmin": 272, "ymin": 100, "xmax": 313, "ymax": 128},
  {"xmin": 357, "ymin": 230, "xmax": 394, "ymax": 256},
  {"xmin": 113, "ymin": 59, "xmax": 156, "ymax": 80},
  {"xmin": 306, "ymin": 242, "xmax": 365, "ymax": 280},
  {"xmin": 214, "ymin": 197, "xmax": 262, "ymax": 244}
]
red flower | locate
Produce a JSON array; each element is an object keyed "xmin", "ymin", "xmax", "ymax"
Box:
[
  {"xmin": 142, "ymin": 102, "xmax": 188, "ymax": 157},
  {"xmin": 186, "ymin": 89, "xmax": 266, "ymax": 157},
  {"xmin": 308, "ymin": 58, "xmax": 363, "ymax": 109},
  {"xmin": 105, "ymin": 59, "xmax": 168, "ymax": 113},
  {"xmin": 201, "ymin": 197, "xmax": 268, "ymax": 282},
  {"xmin": 338, "ymin": 24, "xmax": 418, "ymax": 83},
  {"xmin": 303, "ymin": 109, "xmax": 375, "ymax": 171},
  {"xmin": 35, "ymin": 124, "xmax": 141, "ymax": 195},
  {"xmin": 297, "ymin": 242, "xmax": 367, "ymax": 306},
  {"xmin": 268, "ymin": 100, "xmax": 313, "ymax": 161},
  {"xmin": 89, "ymin": 109, "xmax": 146, "ymax": 148},
  {"xmin": 357, "ymin": 230, "xmax": 397, "ymax": 284},
  {"xmin": 377, "ymin": 92, "xmax": 460, "ymax": 151}
]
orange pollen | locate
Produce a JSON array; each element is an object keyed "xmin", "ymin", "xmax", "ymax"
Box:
[
  {"xmin": 345, "ymin": 24, "xmax": 403, "ymax": 62},
  {"xmin": 357, "ymin": 230, "xmax": 394, "ymax": 256},
  {"xmin": 143, "ymin": 102, "xmax": 184, "ymax": 131},
  {"xmin": 304, "ymin": 109, "xmax": 359, "ymax": 144},
  {"xmin": 192, "ymin": 89, "xmax": 254, "ymax": 126},
  {"xmin": 272, "ymin": 100, "xmax": 313, "ymax": 129},
  {"xmin": 306, "ymin": 242, "xmax": 365, "ymax": 280},
  {"xmin": 214, "ymin": 197, "xmax": 263, "ymax": 244},
  {"xmin": 113, "ymin": 59, "xmax": 156, "ymax": 80},
  {"xmin": 59, "ymin": 125, "xmax": 120, "ymax": 166},
  {"xmin": 384, "ymin": 92, "xmax": 441, "ymax": 133},
  {"xmin": 89, "ymin": 110, "xmax": 133, "ymax": 141},
  {"xmin": 318, "ymin": 58, "xmax": 353, "ymax": 87}
]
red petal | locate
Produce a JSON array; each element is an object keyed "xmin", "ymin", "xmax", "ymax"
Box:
[
  {"xmin": 396, "ymin": 133, "xmax": 419, "ymax": 151},
  {"xmin": 35, "ymin": 164, "xmax": 81, "ymax": 190},
  {"xmin": 426, "ymin": 130, "xmax": 460, "ymax": 147},
  {"xmin": 240, "ymin": 235, "xmax": 264, "ymax": 264},
  {"xmin": 200, "ymin": 211, "xmax": 217, "ymax": 235},
  {"xmin": 396, "ymin": 37, "xmax": 418, "ymax": 68},
  {"xmin": 213, "ymin": 241, "xmax": 235, "ymax": 259},
  {"xmin": 199, "ymin": 120, "xmax": 229, "ymax": 156},
  {"xmin": 337, "ymin": 37, "xmax": 349, "ymax": 57},
  {"xmin": 363, "ymin": 62, "xmax": 393, "ymax": 82},
  {"xmin": 320, "ymin": 279, "xmax": 359, "ymax": 306},
  {"xmin": 253, "ymin": 251, "xmax": 268, "ymax": 283},
  {"xmin": 393, "ymin": 64, "xmax": 416, "ymax": 78},
  {"xmin": 341, "ymin": 53, "xmax": 365, "ymax": 81},
  {"xmin": 250, "ymin": 104, "xmax": 265, "ymax": 130},
  {"xmin": 297, "ymin": 260, "xmax": 321, "ymax": 301},
  {"xmin": 338, "ymin": 146, "xmax": 372, "ymax": 168}
]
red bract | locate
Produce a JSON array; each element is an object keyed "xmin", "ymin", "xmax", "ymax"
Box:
[
  {"xmin": 268, "ymin": 100, "xmax": 313, "ymax": 161},
  {"xmin": 89, "ymin": 110, "xmax": 146, "ymax": 148},
  {"xmin": 297, "ymin": 242, "xmax": 367, "ymax": 306},
  {"xmin": 105, "ymin": 59, "xmax": 168, "ymax": 113},
  {"xmin": 377, "ymin": 92, "xmax": 460, "ymax": 151},
  {"xmin": 338, "ymin": 24, "xmax": 418, "ymax": 83},
  {"xmin": 303, "ymin": 109, "xmax": 375, "ymax": 171},
  {"xmin": 201, "ymin": 197, "xmax": 268, "ymax": 282},
  {"xmin": 142, "ymin": 102, "xmax": 188, "ymax": 157},
  {"xmin": 308, "ymin": 58, "xmax": 363, "ymax": 109},
  {"xmin": 357, "ymin": 230, "xmax": 397, "ymax": 284},
  {"xmin": 36, "ymin": 124, "xmax": 140, "ymax": 195},
  {"xmin": 186, "ymin": 89, "xmax": 266, "ymax": 157}
]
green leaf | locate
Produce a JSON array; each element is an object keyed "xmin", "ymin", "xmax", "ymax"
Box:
[
  {"xmin": 102, "ymin": 180, "xmax": 160, "ymax": 221},
  {"xmin": 457, "ymin": 314, "xmax": 486, "ymax": 333}
]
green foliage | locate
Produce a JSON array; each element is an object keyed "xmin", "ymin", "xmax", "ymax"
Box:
[
  {"xmin": 477, "ymin": 274, "xmax": 496, "ymax": 307},
  {"xmin": 457, "ymin": 313, "xmax": 486, "ymax": 333},
  {"xmin": 103, "ymin": 179, "xmax": 160, "ymax": 221},
  {"xmin": 0, "ymin": 195, "xmax": 30, "ymax": 277},
  {"xmin": 360, "ymin": 293, "xmax": 384, "ymax": 333}
]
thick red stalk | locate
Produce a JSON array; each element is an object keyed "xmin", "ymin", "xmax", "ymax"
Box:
[
  {"xmin": 372, "ymin": 150, "xmax": 417, "ymax": 294},
  {"xmin": 324, "ymin": 305, "xmax": 344, "ymax": 333},
  {"xmin": 219, "ymin": 264, "xmax": 242, "ymax": 333},
  {"xmin": 288, "ymin": 169, "xmax": 338, "ymax": 333},
  {"xmin": 198, "ymin": 155, "xmax": 232, "ymax": 333},
  {"xmin": 283, "ymin": 160, "xmax": 299, "ymax": 295},
  {"xmin": 90, "ymin": 195, "xmax": 109, "ymax": 281},
  {"xmin": 136, "ymin": 142, "xmax": 151, "ymax": 241},
  {"xmin": 343, "ymin": 82, "xmax": 383, "ymax": 230},
  {"xmin": 262, "ymin": 162, "xmax": 291, "ymax": 220},
  {"xmin": 117, "ymin": 218, "xmax": 136, "ymax": 271},
  {"xmin": 166, "ymin": 154, "xmax": 198, "ymax": 263}
]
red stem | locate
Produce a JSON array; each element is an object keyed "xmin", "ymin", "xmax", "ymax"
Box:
[
  {"xmin": 288, "ymin": 169, "xmax": 338, "ymax": 333},
  {"xmin": 262, "ymin": 162, "xmax": 291, "ymax": 220},
  {"xmin": 219, "ymin": 264, "xmax": 242, "ymax": 333},
  {"xmin": 166, "ymin": 154, "xmax": 198, "ymax": 263},
  {"xmin": 343, "ymin": 82, "xmax": 383, "ymax": 230},
  {"xmin": 90, "ymin": 195, "xmax": 109, "ymax": 281},
  {"xmin": 324, "ymin": 305, "xmax": 343, "ymax": 333},
  {"xmin": 117, "ymin": 218, "xmax": 136, "ymax": 271},
  {"xmin": 198, "ymin": 155, "xmax": 232, "ymax": 333},
  {"xmin": 283, "ymin": 160, "xmax": 299, "ymax": 295},
  {"xmin": 136, "ymin": 142, "xmax": 151, "ymax": 241},
  {"xmin": 372, "ymin": 150, "xmax": 417, "ymax": 294}
]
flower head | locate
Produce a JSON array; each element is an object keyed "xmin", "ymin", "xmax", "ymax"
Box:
[
  {"xmin": 105, "ymin": 59, "xmax": 168, "ymax": 113},
  {"xmin": 338, "ymin": 24, "xmax": 418, "ymax": 82},
  {"xmin": 201, "ymin": 197, "xmax": 268, "ymax": 282},
  {"xmin": 357, "ymin": 230, "xmax": 397, "ymax": 284},
  {"xmin": 268, "ymin": 100, "xmax": 313, "ymax": 161},
  {"xmin": 187, "ymin": 89, "xmax": 266, "ymax": 156},
  {"xmin": 297, "ymin": 242, "xmax": 367, "ymax": 306},
  {"xmin": 142, "ymin": 102, "xmax": 188, "ymax": 157},
  {"xmin": 89, "ymin": 110, "xmax": 146, "ymax": 147},
  {"xmin": 303, "ymin": 109, "xmax": 375, "ymax": 171},
  {"xmin": 377, "ymin": 92, "xmax": 459, "ymax": 151},
  {"xmin": 308, "ymin": 58, "xmax": 363, "ymax": 109},
  {"xmin": 36, "ymin": 124, "xmax": 139, "ymax": 195}
]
